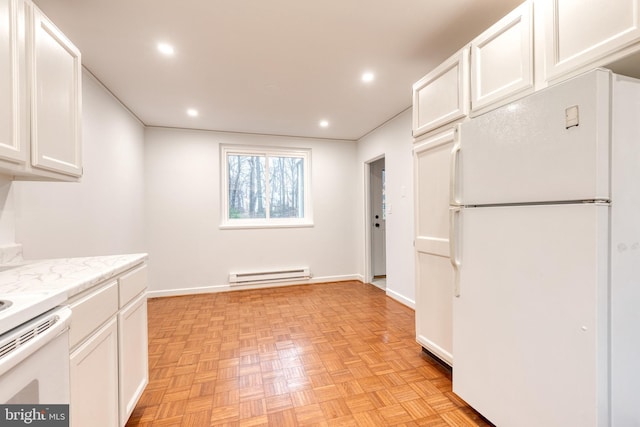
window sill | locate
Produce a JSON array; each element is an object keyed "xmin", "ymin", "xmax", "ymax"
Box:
[{"xmin": 219, "ymin": 221, "xmax": 314, "ymax": 230}]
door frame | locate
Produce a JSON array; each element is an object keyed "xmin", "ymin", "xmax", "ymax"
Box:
[{"xmin": 364, "ymin": 154, "xmax": 386, "ymax": 287}]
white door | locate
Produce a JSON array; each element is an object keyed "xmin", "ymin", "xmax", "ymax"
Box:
[
  {"xmin": 370, "ymin": 157, "xmax": 386, "ymax": 279},
  {"xmin": 456, "ymin": 69, "xmax": 610, "ymax": 206},
  {"xmin": 453, "ymin": 203, "xmax": 609, "ymax": 427},
  {"xmin": 413, "ymin": 129, "xmax": 455, "ymax": 365}
]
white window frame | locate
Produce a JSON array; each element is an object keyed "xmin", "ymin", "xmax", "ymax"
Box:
[{"xmin": 220, "ymin": 144, "xmax": 313, "ymax": 229}]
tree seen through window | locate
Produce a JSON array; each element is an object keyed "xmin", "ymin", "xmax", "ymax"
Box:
[{"xmin": 227, "ymin": 154, "xmax": 304, "ymax": 220}]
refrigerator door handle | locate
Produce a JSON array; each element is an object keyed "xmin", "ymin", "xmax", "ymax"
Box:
[
  {"xmin": 449, "ymin": 206, "xmax": 461, "ymax": 297},
  {"xmin": 450, "ymin": 126, "xmax": 462, "ymax": 206}
]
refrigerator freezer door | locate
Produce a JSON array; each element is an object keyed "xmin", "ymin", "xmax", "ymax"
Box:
[
  {"xmin": 456, "ymin": 69, "xmax": 610, "ymax": 206},
  {"xmin": 453, "ymin": 203, "xmax": 609, "ymax": 427}
]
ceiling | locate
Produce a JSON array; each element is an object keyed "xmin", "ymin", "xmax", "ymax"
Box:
[{"xmin": 33, "ymin": 0, "xmax": 523, "ymax": 140}]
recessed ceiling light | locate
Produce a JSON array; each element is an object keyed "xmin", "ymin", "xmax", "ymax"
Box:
[
  {"xmin": 319, "ymin": 120, "xmax": 329, "ymax": 128},
  {"xmin": 187, "ymin": 108, "xmax": 198, "ymax": 117},
  {"xmin": 362, "ymin": 72, "xmax": 375, "ymax": 83},
  {"xmin": 157, "ymin": 42, "xmax": 175, "ymax": 56}
]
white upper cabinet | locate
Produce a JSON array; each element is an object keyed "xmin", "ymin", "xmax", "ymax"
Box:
[
  {"xmin": 0, "ymin": 0, "xmax": 81, "ymax": 180},
  {"xmin": 30, "ymin": 5, "xmax": 82, "ymax": 177},
  {"xmin": 0, "ymin": 0, "xmax": 26, "ymax": 164},
  {"xmin": 412, "ymin": 47, "xmax": 470, "ymax": 138},
  {"xmin": 544, "ymin": 0, "xmax": 640, "ymax": 81},
  {"xmin": 470, "ymin": 1, "xmax": 533, "ymax": 115}
]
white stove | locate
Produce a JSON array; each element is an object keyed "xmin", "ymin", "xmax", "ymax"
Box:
[
  {"xmin": 0, "ymin": 291, "xmax": 66, "ymax": 336},
  {"xmin": 0, "ymin": 249, "xmax": 148, "ymax": 407},
  {"xmin": 0, "ymin": 262, "xmax": 71, "ymax": 406}
]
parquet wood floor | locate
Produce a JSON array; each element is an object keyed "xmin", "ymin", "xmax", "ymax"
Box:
[{"xmin": 126, "ymin": 281, "xmax": 490, "ymax": 427}]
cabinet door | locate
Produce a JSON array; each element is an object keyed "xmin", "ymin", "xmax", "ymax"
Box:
[
  {"xmin": 70, "ymin": 317, "xmax": 119, "ymax": 427},
  {"xmin": 545, "ymin": 0, "xmax": 640, "ymax": 81},
  {"xmin": 118, "ymin": 292, "xmax": 148, "ymax": 427},
  {"xmin": 470, "ymin": 1, "xmax": 533, "ymax": 114},
  {"xmin": 30, "ymin": 6, "xmax": 82, "ymax": 177},
  {"xmin": 0, "ymin": 0, "xmax": 26, "ymax": 163},
  {"xmin": 413, "ymin": 129, "xmax": 455, "ymax": 365},
  {"xmin": 412, "ymin": 47, "xmax": 469, "ymax": 138}
]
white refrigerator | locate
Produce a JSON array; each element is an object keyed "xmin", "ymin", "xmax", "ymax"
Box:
[{"xmin": 450, "ymin": 69, "xmax": 640, "ymax": 426}]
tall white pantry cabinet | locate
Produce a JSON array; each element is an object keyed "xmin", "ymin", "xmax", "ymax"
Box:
[
  {"xmin": 412, "ymin": 1, "xmax": 533, "ymax": 366},
  {"xmin": 413, "ymin": 130, "xmax": 457, "ymax": 364},
  {"xmin": 0, "ymin": 0, "xmax": 82, "ymax": 181}
]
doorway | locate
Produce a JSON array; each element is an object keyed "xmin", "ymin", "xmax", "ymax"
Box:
[{"xmin": 368, "ymin": 156, "xmax": 386, "ymax": 289}]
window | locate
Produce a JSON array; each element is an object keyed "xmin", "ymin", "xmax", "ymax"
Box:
[{"xmin": 221, "ymin": 145, "xmax": 312, "ymax": 228}]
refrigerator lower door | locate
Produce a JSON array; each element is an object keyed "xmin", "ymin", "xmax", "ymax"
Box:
[{"xmin": 453, "ymin": 203, "xmax": 609, "ymax": 427}]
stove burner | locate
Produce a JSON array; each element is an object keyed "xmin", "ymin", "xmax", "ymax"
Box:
[{"xmin": 0, "ymin": 300, "xmax": 12, "ymax": 312}]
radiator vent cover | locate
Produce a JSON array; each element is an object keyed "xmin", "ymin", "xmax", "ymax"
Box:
[{"xmin": 229, "ymin": 267, "xmax": 310, "ymax": 284}]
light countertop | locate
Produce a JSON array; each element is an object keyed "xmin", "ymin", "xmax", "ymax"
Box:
[{"xmin": 0, "ymin": 252, "xmax": 148, "ymax": 335}]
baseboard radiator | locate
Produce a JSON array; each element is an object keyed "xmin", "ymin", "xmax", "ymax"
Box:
[{"xmin": 228, "ymin": 267, "xmax": 311, "ymax": 285}]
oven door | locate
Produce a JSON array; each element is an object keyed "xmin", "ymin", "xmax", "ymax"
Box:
[{"xmin": 0, "ymin": 306, "xmax": 72, "ymax": 404}]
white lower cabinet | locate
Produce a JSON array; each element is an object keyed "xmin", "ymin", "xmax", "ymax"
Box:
[
  {"xmin": 118, "ymin": 292, "xmax": 148, "ymax": 427},
  {"xmin": 70, "ymin": 317, "xmax": 119, "ymax": 427},
  {"xmin": 68, "ymin": 263, "xmax": 148, "ymax": 427}
]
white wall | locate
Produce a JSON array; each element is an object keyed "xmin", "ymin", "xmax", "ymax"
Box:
[
  {"xmin": 145, "ymin": 127, "xmax": 359, "ymax": 296},
  {"xmin": 356, "ymin": 109, "xmax": 415, "ymax": 307},
  {"xmin": 3, "ymin": 67, "xmax": 412, "ymax": 305},
  {"xmin": 13, "ymin": 71, "xmax": 146, "ymax": 259}
]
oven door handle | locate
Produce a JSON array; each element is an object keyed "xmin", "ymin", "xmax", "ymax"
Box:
[{"xmin": 0, "ymin": 306, "xmax": 71, "ymax": 377}]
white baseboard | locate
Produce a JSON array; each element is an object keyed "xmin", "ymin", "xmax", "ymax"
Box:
[
  {"xmin": 147, "ymin": 284, "xmax": 229, "ymax": 298},
  {"xmin": 369, "ymin": 280, "xmax": 385, "ymax": 290},
  {"xmin": 147, "ymin": 274, "xmax": 363, "ymax": 299},
  {"xmin": 308, "ymin": 273, "xmax": 362, "ymax": 284},
  {"xmin": 386, "ymin": 288, "xmax": 415, "ymax": 309}
]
